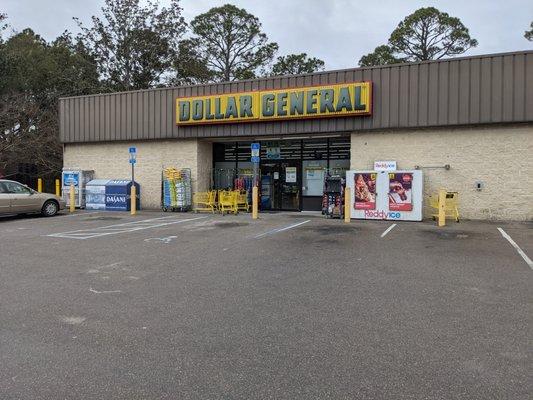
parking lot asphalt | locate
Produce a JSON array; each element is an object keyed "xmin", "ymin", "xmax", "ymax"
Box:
[{"xmin": 0, "ymin": 210, "xmax": 532, "ymax": 400}]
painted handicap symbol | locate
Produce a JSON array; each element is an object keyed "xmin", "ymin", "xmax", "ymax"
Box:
[{"xmin": 144, "ymin": 236, "xmax": 178, "ymax": 244}]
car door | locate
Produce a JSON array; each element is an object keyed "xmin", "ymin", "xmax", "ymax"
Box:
[
  {"xmin": 5, "ymin": 182, "xmax": 41, "ymax": 213},
  {"xmin": 0, "ymin": 182, "xmax": 12, "ymax": 213}
]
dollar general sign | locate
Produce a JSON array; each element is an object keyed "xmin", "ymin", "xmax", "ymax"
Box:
[{"xmin": 176, "ymin": 82, "xmax": 372, "ymax": 125}]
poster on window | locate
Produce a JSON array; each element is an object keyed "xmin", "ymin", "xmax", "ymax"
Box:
[
  {"xmin": 354, "ymin": 173, "xmax": 376, "ymax": 210},
  {"xmin": 266, "ymin": 146, "xmax": 281, "ymax": 159},
  {"xmin": 285, "ymin": 167, "xmax": 297, "ymax": 183},
  {"xmin": 388, "ymin": 173, "xmax": 413, "ymax": 211}
]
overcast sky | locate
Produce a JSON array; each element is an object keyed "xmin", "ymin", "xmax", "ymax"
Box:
[{"xmin": 3, "ymin": 0, "xmax": 532, "ymax": 69}]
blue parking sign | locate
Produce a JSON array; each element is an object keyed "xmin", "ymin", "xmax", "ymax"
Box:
[
  {"xmin": 129, "ymin": 147, "xmax": 137, "ymax": 164},
  {"xmin": 251, "ymin": 143, "xmax": 260, "ymax": 163}
]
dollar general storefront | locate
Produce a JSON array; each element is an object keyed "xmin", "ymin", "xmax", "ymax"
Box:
[{"xmin": 60, "ymin": 50, "xmax": 533, "ymax": 220}]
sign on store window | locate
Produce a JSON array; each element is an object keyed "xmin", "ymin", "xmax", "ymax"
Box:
[
  {"xmin": 266, "ymin": 146, "xmax": 281, "ymax": 159},
  {"xmin": 285, "ymin": 167, "xmax": 297, "ymax": 183}
]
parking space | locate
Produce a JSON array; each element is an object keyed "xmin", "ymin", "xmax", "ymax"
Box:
[{"xmin": 0, "ymin": 211, "xmax": 531, "ymax": 399}]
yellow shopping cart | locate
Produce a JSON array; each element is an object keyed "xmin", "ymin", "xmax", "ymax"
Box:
[
  {"xmin": 235, "ymin": 190, "xmax": 250, "ymax": 212},
  {"xmin": 193, "ymin": 191, "xmax": 216, "ymax": 213},
  {"xmin": 429, "ymin": 190, "xmax": 460, "ymax": 222},
  {"xmin": 218, "ymin": 190, "xmax": 238, "ymax": 215}
]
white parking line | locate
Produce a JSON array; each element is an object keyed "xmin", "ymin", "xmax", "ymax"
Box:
[
  {"xmin": 381, "ymin": 223, "xmax": 397, "ymax": 238},
  {"xmin": 89, "ymin": 288, "xmax": 122, "ymax": 294},
  {"xmin": 46, "ymin": 216, "xmax": 208, "ymax": 240},
  {"xmin": 254, "ymin": 220, "xmax": 311, "ymax": 239},
  {"xmin": 61, "ymin": 211, "xmax": 105, "ymax": 218},
  {"xmin": 497, "ymin": 227, "xmax": 533, "ymax": 270}
]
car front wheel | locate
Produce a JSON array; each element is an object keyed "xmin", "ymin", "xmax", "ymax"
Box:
[{"xmin": 41, "ymin": 200, "xmax": 59, "ymax": 217}]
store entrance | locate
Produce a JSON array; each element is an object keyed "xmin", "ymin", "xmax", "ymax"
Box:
[
  {"xmin": 212, "ymin": 137, "xmax": 351, "ymax": 212},
  {"xmin": 260, "ymin": 160, "xmax": 301, "ymax": 211}
]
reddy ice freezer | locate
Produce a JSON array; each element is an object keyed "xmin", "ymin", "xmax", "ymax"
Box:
[
  {"xmin": 61, "ymin": 168, "xmax": 94, "ymax": 208},
  {"xmin": 346, "ymin": 170, "xmax": 423, "ymax": 221}
]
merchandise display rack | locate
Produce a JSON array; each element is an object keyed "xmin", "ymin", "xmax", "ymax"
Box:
[{"xmin": 322, "ymin": 174, "xmax": 344, "ymax": 219}]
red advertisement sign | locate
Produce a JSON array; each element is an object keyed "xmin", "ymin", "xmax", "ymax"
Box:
[
  {"xmin": 388, "ymin": 173, "xmax": 413, "ymax": 211},
  {"xmin": 354, "ymin": 173, "xmax": 376, "ymax": 210}
]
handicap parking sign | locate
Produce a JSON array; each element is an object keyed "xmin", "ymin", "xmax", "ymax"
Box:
[{"xmin": 129, "ymin": 147, "xmax": 137, "ymax": 164}]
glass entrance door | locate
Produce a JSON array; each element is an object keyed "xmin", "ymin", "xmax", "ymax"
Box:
[{"xmin": 260, "ymin": 161, "xmax": 301, "ymax": 211}]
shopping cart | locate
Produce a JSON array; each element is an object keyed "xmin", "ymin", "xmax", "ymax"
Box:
[
  {"xmin": 429, "ymin": 190, "xmax": 460, "ymax": 222},
  {"xmin": 219, "ymin": 190, "xmax": 238, "ymax": 215},
  {"xmin": 193, "ymin": 191, "xmax": 216, "ymax": 213}
]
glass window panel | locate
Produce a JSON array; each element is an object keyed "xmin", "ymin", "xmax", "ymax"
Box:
[{"xmin": 303, "ymin": 160, "xmax": 327, "ymax": 196}]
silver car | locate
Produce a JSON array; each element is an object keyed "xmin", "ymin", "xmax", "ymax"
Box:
[{"xmin": 0, "ymin": 179, "xmax": 66, "ymax": 217}]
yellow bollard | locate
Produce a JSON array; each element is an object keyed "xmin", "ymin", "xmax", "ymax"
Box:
[
  {"xmin": 69, "ymin": 183, "xmax": 75, "ymax": 213},
  {"xmin": 344, "ymin": 187, "xmax": 351, "ymax": 223},
  {"xmin": 438, "ymin": 188, "xmax": 446, "ymax": 227},
  {"xmin": 252, "ymin": 186, "xmax": 258, "ymax": 220},
  {"xmin": 130, "ymin": 185, "xmax": 137, "ymax": 215},
  {"xmin": 55, "ymin": 179, "xmax": 60, "ymax": 197},
  {"xmin": 37, "ymin": 178, "xmax": 42, "ymax": 193}
]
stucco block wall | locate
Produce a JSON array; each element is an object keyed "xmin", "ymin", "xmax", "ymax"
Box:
[
  {"xmin": 63, "ymin": 139, "xmax": 213, "ymax": 209},
  {"xmin": 196, "ymin": 140, "xmax": 213, "ymax": 193},
  {"xmin": 351, "ymin": 125, "xmax": 533, "ymax": 221}
]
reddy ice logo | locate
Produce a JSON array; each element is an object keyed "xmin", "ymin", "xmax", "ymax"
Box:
[
  {"xmin": 364, "ymin": 210, "xmax": 401, "ymax": 219},
  {"xmin": 373, "ymin": 161, "xmax": 397, "ymax": 171}
]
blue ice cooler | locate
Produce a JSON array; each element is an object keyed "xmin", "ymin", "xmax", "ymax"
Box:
[
  {"xmin": 105, "ymin": 180, "xmax": 140, "ymax": 211},
  {"xmin": 86, "ymin": 179, "xmax": 111, "ymax": 210}
]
